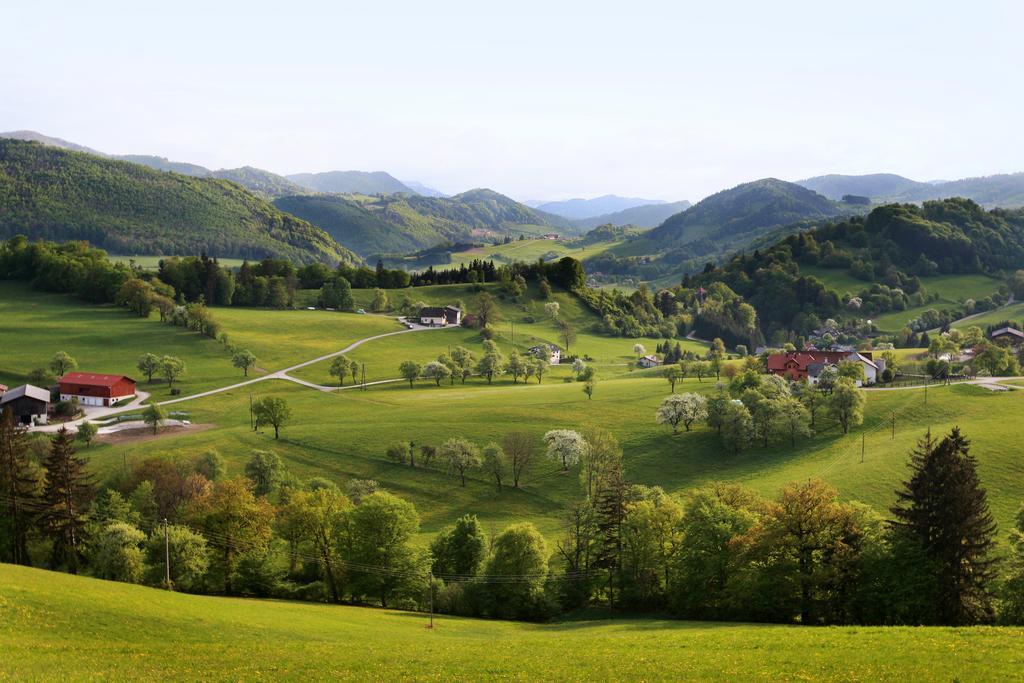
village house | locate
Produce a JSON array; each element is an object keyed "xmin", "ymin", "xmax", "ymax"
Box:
[
  {"xmin": 58, "ymin": 372, "xmax": 137, "ymax": 407},
  {"xmin": 419, "ymin": 305, "xmax": 462, "ymax": 327},
  {"xmin": 529, "ymin": 343, "xmax": 561, "ymax": 365},
  {"xmin": 990, "ymin": 326, "xmax": 1024, "ymax": 346},
  {"xmin": 638, "ymin": 355, "xmax": 662, "ymax": 368},
  {"xmin": 767, "ymin": 350, "xmax": 881, "ymax": 386},
  {"xmin": 0, "ymin": 384, "xmax": 50, "ymax": 425}
]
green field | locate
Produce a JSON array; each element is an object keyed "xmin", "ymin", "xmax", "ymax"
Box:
[
  {"xmin": 2, "ymin": 564, "xmax": 1020, "ymax": 681},
  {"xmin": 0, "ymin": 282, "xmax": 399, "ymax": 399},
  {"xmin": 109, "ymin": 255, "xmax": 248, "ymax": 270},
  {"xmin": 445, "ymin": 237, "xmax": 620, "ymax": 270},
  {"xmin": 951, "ymin": 301, "xmax": 1024, "ymax": 330},
  {"xmin": 800, "ymin": 268, "xmax": 1006, "ymax": 333},
  {"xmin": 78, "ymin": 367, "xmax": 1024, "ymax": 542}
]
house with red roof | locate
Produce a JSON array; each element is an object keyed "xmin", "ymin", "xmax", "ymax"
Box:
[
  {"xmin": 59, "ymin": 373, "xmax": 137, "ymax": 407},
  {"xmin": 767, "ymin": 351, "xmax": 880, "ymax": 385}
]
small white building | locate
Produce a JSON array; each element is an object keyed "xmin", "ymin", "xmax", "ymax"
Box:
[
  {"xmin": 638, "ymin": 355, "xmax": 662, "ymax": 368},
  {"xmin": 529, "ymin": 344, "xmax": 561, "ymax": 365},
  {"xmin": 807, "ymin": 352, "xmax": 880, "ymax": 387},
  {"xmin": 419, "ymin": 305, "xmax": 462, "ymax": 327}
]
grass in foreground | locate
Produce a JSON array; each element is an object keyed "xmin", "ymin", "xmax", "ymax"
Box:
[{"xmin": 2, "ymin": 564, "xmax": 1021, "ymax": 681}]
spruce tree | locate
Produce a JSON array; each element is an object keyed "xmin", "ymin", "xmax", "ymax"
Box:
[
  {"xmin": 41, "ymin": 427, "xmax": 95, "ymax": 573},
  {"xmin": 890, "ymin": 428, "xmax": 998, "ymax": 624},
  {"xmin": 592, "ymin": 463, "xmax": 627, "ymax": 609},
  {"xmin": 0, "ymin": 408, "xmax": 39, "ymax": 565}
]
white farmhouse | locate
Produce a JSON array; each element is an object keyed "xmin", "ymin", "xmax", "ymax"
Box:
[{"xmin": 419, "ymin": 305, "xmax": 462, "ymax": 327}]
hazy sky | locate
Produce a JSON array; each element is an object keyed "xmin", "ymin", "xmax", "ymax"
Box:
[{"xmin": 3, "ymin": 0, "xmax": 1022, "ymax": 201}]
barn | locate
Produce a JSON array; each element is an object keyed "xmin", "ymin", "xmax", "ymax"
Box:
[
  {"xmin": 0, "ymin": 385, "xmax": 51, "ymax": 425},
  {"xmin": 59, "ymin": 373, "xmax": 137, "ymax": 407}
]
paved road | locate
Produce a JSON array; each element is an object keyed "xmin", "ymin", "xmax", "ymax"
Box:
[
  {"xmin": 865, "ymin": 377, "xmax": 1024, "ymax": 391},
  {"xmin": 34, "ymin": 320, "xmax": 440, "ymax": 433}
]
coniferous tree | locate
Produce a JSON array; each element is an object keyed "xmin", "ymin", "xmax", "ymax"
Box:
[
  {"xmin": 592, "ymin": 462, "xmax": 627, "ymax": 609},
  {"xmin": 40, "ymin": 427, "xmax": 95, "ymax": 573},
  {"xmin": 0, "ymin": 408, "xmax": 39, "ymax": 565},
  {"xmin": 890, "ymin": 428, "xmax": 998, "ymax": 624}
]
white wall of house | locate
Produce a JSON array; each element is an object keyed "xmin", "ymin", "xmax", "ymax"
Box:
[{"xmin": 420, "ymin": 316, "xmax": 447, "ymax": 326}]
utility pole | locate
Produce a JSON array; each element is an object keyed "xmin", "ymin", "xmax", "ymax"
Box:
[
  {"xmin": 861, "ymin": 433, "xmax": 865, "ymax": 463},
  {"xmin": 163, "ymin": 518, "xmax": 171, "ymax": 589},
  {"xmin": 361, "ymin": 364, "xmax": 367, "ymax": 390},
  {"xmin": 249, "ymin": 394, "xmax": 254, "ymax": 431},
  {"xmin": 924, "ymin": 379, "xmax": 928, "ymax": 405},
  {"xmin": 891, "ymin": 411, "xmax": 895, "ymax": 440},
  {"xmin": 428, "ymin": 571, "xmax": 434, "ymax": 629}
]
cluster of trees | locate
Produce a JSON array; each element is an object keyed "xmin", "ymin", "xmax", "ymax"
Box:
[
  {"xmin": 575, "ymin": 280, "xmax": 759, "ymax": 349},
  {"xmin": 4, "ymin": 411, "xmax": 1024, "ymax": 625},
  {"xmin": 398, "ymin": 340, "xmax": 558, "ymax": 388},
  {"xmin": 383, "ymin": 430, "xmax": 544, "ymax": 492},
  {"xmin": 918, "ymin": 325, "xmax": 1022, "ymax": 378},
  {"xmin": 657, "ymin": 364, "xmax": 867, "ymax": 453}
]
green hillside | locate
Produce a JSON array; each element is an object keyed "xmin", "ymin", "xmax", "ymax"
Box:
[
  {"xmin": 4, "ymin": 565, "xmax": 1018, "ymax": 681},
  {"xmin": 210, "ymin": 166, "xmax": 308, "ymax": 198},
  {"xmin": 0, "ymin": 140, "xmax": 358, "ymax": 264},
  {"xmin": 571, "ymin": 200, "xmax": 692, "ymax": 230},
  {"xmin": 286, "ymin": 170, "xmax": 415, "ymax": 195},
  {"xmin": 647, "ymin": 178, "xmax": 844, "ymax": 247},
  {"xmin": 276, "ymin": 189, "xmax": 573, "ymax": 257},
  {"xmin": 796, "ymin": 173, "xmax": 923, "ymax": 200}
]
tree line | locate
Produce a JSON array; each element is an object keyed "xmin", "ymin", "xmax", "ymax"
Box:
[{"xmin": 3, "ymin": 406, "xmax": 1022, "ymax": 625}]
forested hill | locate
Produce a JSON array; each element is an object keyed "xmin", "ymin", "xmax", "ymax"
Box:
[
  {"xmin": 571, "ymin": 200, "xmax": 692, "ymax": 230},
  {"xmin": 694, "ymin": 198, "xmax": 1024, "ymax": 340},
  {"xmin": 647, "ymin": 178, "xmax": 843, "ymax": 247},
  {"xmin": 286, "ymin": 170, "xmax": 415, "ymax": 195},
  {"xmin": 275, "ymin": 188, "xmax": 574, "ymax": 257},
  {"xmin": 0, "ymin": 140, "xmax": 359, "ymax": 265}
]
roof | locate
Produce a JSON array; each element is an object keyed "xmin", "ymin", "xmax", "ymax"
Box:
[
  {"xmin": 768, "ymin": 351, "xmax": 874, "ymax": 373},
  {"xmin": 529, "ymin": 344, "xmax": 560, "ymax": 352},
  {"xmin": 991, "ymin": 327, "xmax": 1024, "ymax": 339},
  {"xmin": 59, "ymin": 372, "xmax": 136, "ymax": 387},
  {"xmin": 640, "ymin": 355, "xmax": 662, "ymax": 364},
  {"xmin": 419, "ymin": 307, "xmax": 448, "ymax": 317},
  {"xmin": 444, "ymin": 305, "xmax": 461, "ymax": 313},
  {"xmin": 0, "ymin": 384, "xmax": 50, "ymax": 404}
]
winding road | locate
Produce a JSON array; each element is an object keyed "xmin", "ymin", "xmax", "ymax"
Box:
[{"xmin": 34, "ymin": 320, "xmax": 441, "ymax": 433}]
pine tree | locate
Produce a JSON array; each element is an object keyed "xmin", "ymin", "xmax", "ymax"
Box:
[
  {"xmin": 890, "ymin": 428, "xmax": 998, "ymax": 624},
  {"xmin": 592, "ymin": 463, "xmax": 627, "ymax": 609},
  {"xmin": 0, "ymin": 408, "xmax": 39, "ymax": 565},
  {"xmin": 40, "ymin": 427, "xmax": 95, "ymax": 573}
]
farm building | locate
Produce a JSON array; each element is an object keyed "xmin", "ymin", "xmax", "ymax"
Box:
[
  {"xmin": 990, "ymin": 327, "xmax": 1024, "ymax": 346},
  {"xmin": 58, "ymin": 373, "xmax": 137, "ymax": 407},
  {"xmin": 768, "ymin": 351, "xmax": 881, "ymax": 385},
  {"xmin": 419, "ymin": 306, "xmax": 462, "ymax": 327},
  {"xmin": 0, "ymin": 385, "xmax": 50, "ymax": 425},
  {"xmin": 529, "ymin": 343, "xmax": 562, "ymax": 365},
  {"xmin": 638, "ymin": 355, "xmax": 662, "ymax": 368}
]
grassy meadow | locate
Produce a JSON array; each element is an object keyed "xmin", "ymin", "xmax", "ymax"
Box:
[
  {"xmin": 0, "ymin": 281, "xmax": 400, "ymax": 399},
  {"xmin": 3, "ymin": 564, "xmax": 1022, "ymax": 681},
  {"xmin": 445, "ymin": 237, "xmax": 620, "ymax": 270},
  {"xmin": 801, "ymin": 267, "xmax": 1006, "ymax": 333}
]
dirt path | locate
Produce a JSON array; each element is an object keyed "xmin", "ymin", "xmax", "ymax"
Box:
[{"xmin": 93, "ymin": 423, "xmax": 216, "ymax": 445}]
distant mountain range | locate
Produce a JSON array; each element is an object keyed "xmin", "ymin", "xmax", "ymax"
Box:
[
  {"xmin": 401, "ymin": 180, "xmax": 448, "ymax": 197},
  {"xmin": 0, "ymin": 130, "xmax": 438, "ymax": 201},
  {"xmin": 276, "ymin": 188, "xmax": 574, "ymax": 257},
  {"xmin": 796, "ymin": 172, "xmax": 1024, "ymax": 207},
  {"xmin": 536, "ymin": 194, "xmax": 669, "ymax": 220},
  {"xmin": 0, "ymin": 139, "xmax": 359, "ymax": 264},
  {"xmin": 571, "ymin": 200, "xmax": 693, "ymax": 230}
]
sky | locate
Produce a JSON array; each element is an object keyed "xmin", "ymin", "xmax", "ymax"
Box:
[{"xmin": 2, "ymin": 0, "xmax": 1022, "ymax": 202}]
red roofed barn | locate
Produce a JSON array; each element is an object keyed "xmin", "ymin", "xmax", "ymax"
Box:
[
  {"xmin": 59, "ymin": 373, "xmax": 137, "ymax": 407},
  {"xmin": 767, "ymin": 351, "xmax": 877, "ymax": 383}
]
